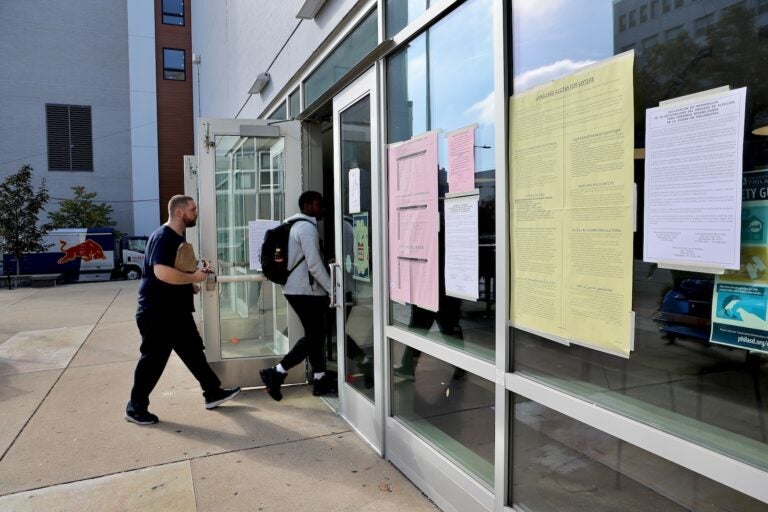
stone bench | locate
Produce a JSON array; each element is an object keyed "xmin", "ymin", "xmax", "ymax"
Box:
[
  {"xmin": 4, "ymin": 273, "xmax": 63, "ymax": 288},
  {"xmin": 29, "ymin": 273, "xmax": 64, "ymax": 287}
]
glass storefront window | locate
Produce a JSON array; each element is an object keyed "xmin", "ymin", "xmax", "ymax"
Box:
[
  {"xmin": 303, "ymin": 10, "xmax": 378, "ymax": 107},
  {"xmin": 511, "ymin": 395, "xmax": 767, "ymax": 511},
  {"xmin": 511, "ymin": 0, "xmax": 768, "ymax": 479},
  {"xmin": 387, "ymin": 0, "xmax": 496, "ymax": 361},
  {"xmin": 391, "ymin": 339, "xmax": 495, "ymax": 486}
]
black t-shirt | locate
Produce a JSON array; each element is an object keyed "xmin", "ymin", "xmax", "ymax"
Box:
[{"xmin": 137, "ymin": 225, "xmax": 194, "ymax": 313}]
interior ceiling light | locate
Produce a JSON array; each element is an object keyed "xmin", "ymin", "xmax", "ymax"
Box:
[
  {"xmin": 296, "ymin": 0, "xmax": 326, "ymax": 19},
  {"xmin": 249, "ymin": 73, "xmax": 271, "ymax": 95}
]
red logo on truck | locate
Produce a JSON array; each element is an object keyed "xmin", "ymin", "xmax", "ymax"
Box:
[{"xmin": 57, "ymin": 240, "xmax": 106, "ymax": 264}]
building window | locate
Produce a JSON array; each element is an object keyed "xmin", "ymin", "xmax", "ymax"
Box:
[
  {"xmin": 391, "ymin": 340, "xmax": 495, "ymax": 486},
  {"xmin": 619, "ymin": 14, "xmax": 627, "ymax": 32},
  {"xmin": 511, "ymin": 0, "xmax": 768, "ymax": 505},
  {"xmin": 387, "ymin": 0, "xmax": 496, "ymax": 360},
  {"xmin": 694, "ymin": 13, "xmax": 716, "ymax": 38},
  {"xmin": 663, "ymin": 0, "xmax": 671, "ymax": 13},
  {"xmin": 629, "ymin": 9, "xmax": 637, "ymax": 27},
  {"xmin": 674, "ymin": 0, "xmax": 684, "ymax": 8},
  {"xmin": 163, "ymin": 48, "xmax": 185, "ymax": 80},
  {"xmin": 510, "ymin": 396, "xmax": 767, "ymax": 511},
  {"xmin": 162, "ymin": 0, "xmax": 184, "ymax": 25},
  {"xmin": 666, "ymin": 24, "xmax": 685, "ymax": 39},
  {"xmin": 643, "ymin": 35, "xmax": 658, "ymax": 50},
  {"xmin": 725, "ymin": 1, "xmax": 746, "ymax": 13},
  {"xmin": 640, "ymin": 5, "xmax": 648, "ymax": 22},
  {"xmin": 303, "ymin": 10, "xmax": 378, "ymax": 107},
  {"xmin": 46, "ymin": 104, "xmax": 93, "ymax": 172},
  {"xmin": 268, "ymin": 102, "xmax": 287, "ymax": 121},
  {"xmin": 760, "ymin": 0, "xmax": 768, "ymax": 14},
  {"xmin": 386, "ymin": 0, "xmax": 429, "ymax": 38},
  {"xmin": 651, "ymin": 0, "xmax": 659, "ymax": 18},
  {"xmin": 288, "ymin": 88, "xmax": 301, "ymax": 118}
]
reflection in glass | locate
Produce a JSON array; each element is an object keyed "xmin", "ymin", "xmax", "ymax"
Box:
[
  {"xmin": 163, "ymin": 48, "xmax": 185, "ymax": 80},
  {"xmin": 214, "ymin": 135, "xmax": 288, "ymax": 359},
  {"xmin": 162, "ymin": 0, "xmax": 184, "ymax": 25},
  {"xmin": 511, "ymin": 0, "xmax": 768, "ymax": 477},
  {"xmin": 386, "ymin": 0, "xmax": 496, "ymax": 360},
  {"xmin": 340, "ymin": 95, "xmax": 375, "ymax": 400},
  {"xmin": 391, "ymin": 340, "xmax": 494, "ymax": 486},
  {"xmin": 385, "ymin": 0, "xmax": 428, "ymax": 38},
  {"xmin": 303, "ymin": 10, "xmax": 378, "ymax": 107},
  {"xmin": 512, "ymin": 396, "xmax": 767, "ymax": 511}
]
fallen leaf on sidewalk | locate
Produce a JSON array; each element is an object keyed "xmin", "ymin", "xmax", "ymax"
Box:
[{"xmin": 378, "ymin": 482, "xmax": 392, "ymax": 492}]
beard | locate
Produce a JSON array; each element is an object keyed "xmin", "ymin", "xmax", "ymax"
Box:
[{"xmin": 183, "ymin": 215, "xmax": 197, "ymax": 227}]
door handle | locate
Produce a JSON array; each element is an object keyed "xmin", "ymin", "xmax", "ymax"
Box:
[
  {"xmin": 205, "ymin": 272, "xmax": 267, "ymax": 291},
  {"xmin": 205, "ymin": 272, "xmax": 217, "ymax": 292},
  {"xmin": 328, "ymin": 262, "xmax": 343, "ymax": 308}
]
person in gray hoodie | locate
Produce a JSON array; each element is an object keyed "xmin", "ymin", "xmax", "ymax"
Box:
[{"xmin": 260, "ymin": 190, "xmax": 335, "ymax": 400}]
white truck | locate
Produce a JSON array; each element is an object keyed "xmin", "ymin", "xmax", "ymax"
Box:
[{"xmin": 3, "ymin": 228, "xmax": 147, "ymax": 283}]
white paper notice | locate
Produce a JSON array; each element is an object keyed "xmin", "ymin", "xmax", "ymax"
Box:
[
  {"xmin": 644, "ymin": 87, "xmax": 746, "ymax": 271},
  {"xmin": 445, "ymin": 194, "xmax": 479, "ymax": 300},
  {"xmin": 248, "ymin": 220, "xmax": 280, "ymax": 270},
  {"xmin": 349, "ymin": 168, "xmax": 361, "ymax": 214}
]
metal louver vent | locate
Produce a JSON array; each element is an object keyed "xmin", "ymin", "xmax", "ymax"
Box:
[{"xmin": 46, "ymin": 104, "xmax": 93, "ymax": 171}]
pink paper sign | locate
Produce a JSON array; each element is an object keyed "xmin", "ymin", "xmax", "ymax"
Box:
[
  {"xmin": 388, "ymin": 132, "xmax": 439, "ymax": 312},
  {"xmin": 447, "ymin": 125, "xmax": 475, "ymax": 194}
]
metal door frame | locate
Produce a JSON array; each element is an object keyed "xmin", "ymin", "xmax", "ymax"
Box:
[
  {"xmin": 331, "ymin": 67, "xmax": 384, "ymax": 453},
  {"xmin": 194, "ymin": 118, "xmax": 305, "ymax": 388}
]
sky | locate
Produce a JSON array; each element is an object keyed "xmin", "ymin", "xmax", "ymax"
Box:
[{"xmin": 512, "ymin": 0, "xmax": 616, "ymax": 92}]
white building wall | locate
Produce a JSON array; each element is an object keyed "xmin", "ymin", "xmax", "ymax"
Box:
[
  {"xmin": 192, "ymin": 0, "xmax": 362, "ymax": 122},
  {"xmin": 127, "ymin": 0, "xmax": 160, "ymax": 236},
  {"xmin": 0, "ymin": 0, "xmax": 136, "ymax": 234}
]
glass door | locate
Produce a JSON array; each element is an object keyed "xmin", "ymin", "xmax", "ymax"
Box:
[
  {"xmin": 194, "ymin": 119, "xmax": 304, "ymax": 387},
  {"xmin": 331, "ymin": 67, "xmax": 383, "ymax": 452}
]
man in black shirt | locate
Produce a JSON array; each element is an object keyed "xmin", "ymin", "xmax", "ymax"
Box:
[{"xmin": 125, "ymin": 195, "xmax": 240, "ymax": 425}]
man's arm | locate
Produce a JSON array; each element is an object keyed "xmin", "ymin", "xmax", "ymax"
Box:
[
  {"xmin": 154, "ymin": 264, "xmax": 210, "ymax": 284},
  {"xmin": 298, "ymin": 231, "xmax": 332, "ymax": 293}
]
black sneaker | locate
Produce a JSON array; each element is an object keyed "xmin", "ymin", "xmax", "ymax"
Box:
[
  {"xmin": 312, "ymin": 374, "xmax": 338, "ymax": 396},
  {"xmin": 205, "ymin": 387, "xmax": 241, "ymax": 409},
  {"xmin": 260, "ymin": 367, "xmax": 286, "ymax": 401},
  {"xmin": 124, "ymin": 402, "xmax": 158, "ymax": 425}
]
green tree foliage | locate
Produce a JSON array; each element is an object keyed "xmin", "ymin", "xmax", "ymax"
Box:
[
  {"xmin": 0, "ymin": 165, "xmax": 50, "ymax": 275},
  {"xmin": 48, "ymin": 185, "xmax": 117, "ymax": 230},
  {"xmin": 636, "ymin": 6, "xmax": 768, "ymax": 117},
  {"xmin": 633, "ymin": 5, "xmax": 768, "ymax": 168}
]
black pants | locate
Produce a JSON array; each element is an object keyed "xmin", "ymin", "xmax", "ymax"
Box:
[
  {"xmin": 129, "ymin": 309, "xmax": 221, "ymax": 412},
  {"xmin": 281, "ymin": 295, "xmax": 330, "ymax": 373},
  {"xmin": 401, "ymin": 299, "xmax": 464, "ymax": 368}
]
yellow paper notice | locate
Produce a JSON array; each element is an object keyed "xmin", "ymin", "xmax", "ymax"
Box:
[{"xmin": 509, "ymin": 52, "xmax": 635, "ymax": 357}]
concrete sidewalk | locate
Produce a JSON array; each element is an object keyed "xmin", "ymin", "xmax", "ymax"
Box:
[{"xmin": 0, "ymin": 280, "xmax": 437, "ymax": 511}]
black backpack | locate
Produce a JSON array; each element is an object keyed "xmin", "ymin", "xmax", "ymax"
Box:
[{"xmin": 260, "ymin": 219, "xmax": 310, "ymax": 285}]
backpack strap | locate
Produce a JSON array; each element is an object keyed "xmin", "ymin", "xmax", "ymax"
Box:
[{"xmin": 285, "ymin": 219, "xmax": 314, "ymax": 285}]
